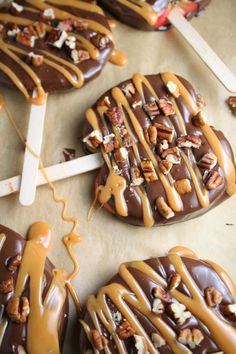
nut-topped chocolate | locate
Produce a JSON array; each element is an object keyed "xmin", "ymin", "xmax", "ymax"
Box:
[
  {"xmin": 0, "ymin": 0, "xmax": 118, "ymax": 105},
  {"xmin": 0, "ymin": 222, "xmax": 68, "ymax": 353},
  {"xmin": 78, "ymin": 246, "xmax": 236, "ymax": 353},
  {"xmin": 97, "ymin": 0, "xmax": 211, "ymax": 31},
  {"xmin": 82, "ymin": 72, "xmax": 236, "ymax": 227}
]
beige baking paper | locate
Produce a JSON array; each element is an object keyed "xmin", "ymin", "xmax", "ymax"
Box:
[{"xmin": 0, "ymin": 0, "xmax": 236, "ymax": 352}]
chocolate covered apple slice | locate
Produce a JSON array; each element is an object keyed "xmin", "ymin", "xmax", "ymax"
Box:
[
  {"xmin": 82, "ymin": 72, "xmax": 236, "ymax": 227},
  {"xmin": 78, "ymin": 246, "xmax": 236, "ymax": 353},
  {"xmin": 0, "ymin": 222, "xmax": 68, "ymax": 353}
]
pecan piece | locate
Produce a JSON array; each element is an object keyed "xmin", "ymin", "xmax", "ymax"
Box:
[
  {"xmin": 151, "ymin": 333, "xmax": 166, "ymax": 349},
  {"xmin": 103, "ymin": 133, "xmax": 117, "ymax": 153},
  {"xmin": 143, "ymin": 101, "xmax": 160, "ymax": 120},
  {"xmin": 0, "ymin": 277, "xmax": 14, "ymax": 294},
  {"xmin": 122, "ymin": 133, "xmax": 133, "ymax": 148},
  {"xmin": 220, "ymin": 304, "xmax": 236, "ymax": 321},
  {"xmin": 42, "ymin": 8, "xmax": 55, "ymax": 20},
  {"xmin": 152, "ymin": 298, "xmax": 165, "ymax": 314},
  {"xmin": 91, "ymin": 33, "xmax": 110, "ymax": 49},
  {"xmin": 161, "ymin": 147, "xmax": 181, "ymax": 164},
  {"xmin": 105, "ymin": 106, "xmax": 123, "ymax": 126},
  {"xmin": 174, "ymin": 179, "xmax": 192, "ymax": 195},
  {"xmin": 144, "ymin": 126, "xmax": 157, "ymax": 145},
  {"xmin": 121, "ymin": 82, "xmax": 135, "ymax": 98},
  {"xmin": 98, "ymin": 96, "xmax": 111, "ymax": 108},
  {"xmin": 57, "ymin": 19, "xmax": 74, "ymax": 32},
  {"xmin": 168, "ymin": 272, "xmax": 181, "ymax": 292},
  {"xmin": 197, "ymin": 152, "xmax": 217, "ymax": 170},
  {"xmin": 27, "ymin": 52, "xmax": 44, "ymax": 67},
  {"xmin": 134, "ymin": 335, "xmax": 148, "ymax": 354},
  {"xmin": 132, "ymin": 100, "xmax": 142, "ymax": 109},
  {"xmin": 158, "ymin": 160, "xmax": 173, "ymax": 175},
  {"xmin": 131, "ymin": 166, "xmax": 144, "ymax": 186},
  {"xmin": 91, "ymin": 329, "xmax": 108, "ymax": 351},
  {"xmin": 177, "ymin": 135, "xmax": 202, "ymax": 149},
  {"xmin": 166, "ymin": 81, "xmax": 180, "ymax": 98},
  {"xmin": 71, "ymin": 49, "xmax": 90, "ymax": 64},
  {"xmin": 114, "ymin": 147, "xmax": 128, "ymax": 162},
  {"xmin": 154, "ymin": 123, "xmax": 174, "ymax": 143},
  {"xmin": 158, "ymin": 98, "xmax": 175, "ymax": 116},
  {"xmin": 156, "ymin": 197, "xmax": 174, "ymax": 219},
  {"xmin": 47, "ymin": 29, "xmax": 68, "ymax": 49},
  {"xmin": 7, "ymin": 296, "xmax": 30, "ymax": 324},
  {"xmin": 153, "ymin": 287, "xmax": 171, "ymax": 303},
  {"xmin": 16, "ymin": 32, "xmax": 36, "ymax": 48},
  {"xmin": 178, "ymin": 328, "xmax": 204, "ymax": 349},
  {"xmin": 205, "ymin": 171, "xmax": 223, "ymax": 190},
  {"xmin": 7, "ymin": 24, "xmax": 20, "ymax": 37},
  {"xmin": 205, "ymin": 287, "xmax": 223, "ymax": 307},
  {"xmin": 83, "ymin": 130, "xmax": 103, "ymax": 149},
  {"xmin": 34, "ymin": 22, "xmax": 46, "ymax": 39},
  {"xmin": 192, "ymin": 112, "xmax": 207, "ymax": 127},
  {"xmin": 167, "ymin": 302, "xmax": 191, "ymax": 325},
  {"xmin": 117, "ymin": 320, "xmax": 135, "ymax": 339},
  {"xmin": 156, "ymin": 139, "xmax": 169, "ymax": 155},
  {"xmin": 7, "ymin": 254, "xmax": 22, "ymax": 273},
  {"xmin": 227, "ymin": 96, "xmax": 236, "ymax": 116},
  {"xmin": 141, "ymin": 160, "xmax": 158, "ymax": 182},
  {"xmin": 73, "ymin": 19, "xmax": 88, "ymax": 31},
  {"xmin": 196, "ymin": 94, "xmax": 206, "ymax": 108}
]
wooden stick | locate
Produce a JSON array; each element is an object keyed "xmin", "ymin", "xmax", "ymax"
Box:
[
  {"xmin": 168, "ymin": 8, "xmax": 236, "ymax": 93},
  {"xmin": 19, "ymin": 91, "xmax": 48, "ymax": 206},
  {"xmin": 0, "ymin": 153, "xmax": 103, "ymax": 198}
]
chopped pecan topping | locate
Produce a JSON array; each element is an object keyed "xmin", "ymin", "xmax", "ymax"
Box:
[
  {"xmin": 152, "ymin": 298, "xmax": 165, "ymax": 314},
  {"xmin": 166, "ymin": 81, "xmax": 180, "ymax": 98},
  {"xmin": 220, "ymin": 304, "xmax": 236, "ymax": 321},
  {"xmin": 34, "ymin": 22, "xmax": 46, "ymax": 39},
  {"xmin": 91, "ymin": 329, "xmax": 108, "ymax": 351},
  {"xmin": 205, "ymin": 170, "xmax": 223, "ymax": 190},
  {"xmin": 153, "ymin": 287, "xmax": 171, "ymax": 303},
  {"xmin": 178, "ymin": 328, "xmax": 204, "ymax": 349},
  {"xmin": 117, "ymin": 320, "xmax": 135, "ymax": 340},
  {"xmin": 16, "ymin": 32, "xmax": 36, "ymax": 47},
  {"xmin": 105, "ymin": 106, "xmax": 123, "ymax": 126},
  {"xmin": 57, "ymin": 19, "xmax": 74, "ymax": 32},
  {"xmin": 174, "ymin": 179, "xmax": 192, "ymax": 195},
  {"xmin": 197, "ymin": 152, "xmax": 217, "ymax": 171},
  {"xmin": 7, "ymin": 254, "xmax": 22, "ymax": 273},
  {"xmin": 65, "ymin": 35, "xmax": 76, "ymax": 50},
  {"xmin": 158, "ymin": 98, "xmax": 175, "ymax": 116},
  {"xmin": 98, "ymin": 96, "xmax": 111, "ymax": 108},
  {"xmin": 168, "ymin": 272, "xmax": 181, "ymax": 292},
  {"xmin": 143, "ymin": 101, "xmax": 160, "ymax": 120},
  {"xmin": 161, "ymin": 147, "xmax": 181, "ymax": 165},
  {"xmin": 132, "ymin": 100, "xmax": 142, "ymax": 109},
  {"xmin": 131, "ymin": 166, "xmax": 144, "ymax": 186},
  {"xmin": 177, "ymin": 135, "xmax": 202, "ymax": 149},
  {"xmin": 63, "ymin": 148, "xmax": 76, "ymax": 162},
  {"xmin": 205, "ymin": 287, "xmax": 223, "ymax": 307},
  {"xmin": 122, "ymin": 133, "xmax": 133, "ymax": 148},
  {"xmin": 73, "ymin": 19, "xmax": 88, "ymax": 31},
  {"xmin": 134, "ymin": 335, "xmax": 148, "ymax": 354},
  {"xmin": 144, "ymin": 126, "xmax": 157, "ymax": 145},
  {"xmin": 83, "ymin": 130, "xmax": 103, "ymax": 149},
  {"xmin": 7, "ymin": 296, "xmax": 30, "ymax": 324},
  {"xmin": 7, "ymin": 24, "xmax": 20, "ymax": 37},
  {"xmin": 42, "ymin": 8, "xmax": 55, "ymax": 20},
  {"xmin": 121, "ymin": 82, "xmax": 135, "ymax": 98},
  {"xmin": 154, "ymin": 123, "xmax": 174, "ymax": 143},
  {"xmin": 141, "ymin": 160, "xmax": 158, "ymax": 182},
  {"xmin": 196, "ymin": 94, "xmax": 206, "ymax": 108},
  {"xmin": 156, "ymin": 197, "xmax": 174, "ymax": 219},
  {"xmin": 0, "ymin": 277, "xmax": 14, "ymax": 294},
  {"xmin": 71, "ymin": 49, "xmax": 90, "ymax": 64},
  {"xmin": 91, "ymin": 33, "xmax": 110, "ymax": 50},
  {"xmin": 47, "ymin": 29, "xmax": 68, "ymax": 48},
  {"xmin": 158, "ymin": 160, "xmax": 173, "ymax": 175},
  {"xmin": 114, "ymin": 147, "xmax": 128, "ymax": 162},
  {"xmin": 27, "ymin": 52, "xmax": 44, "ymax": 67},
  {"xmin": 227, "ymin": 96, "xmax": 236, "ymax": 116},
  {"xmin": 103, "ymin": 134, "xmax": 118, "ymax": 153},
  {"xmin": 156, "ymin": 139, "xmax": 169, "ymax": 155},
  {"xmin": 167, "ymin": 302, "xmax": 191, "ymax": 325},
  {"xmin": 151, "ymin": 332, "xmax": 166, "ymax": 348},
  {"xmin": 192, "ymin": 112, "xmax": 207, "ymax": 127}
]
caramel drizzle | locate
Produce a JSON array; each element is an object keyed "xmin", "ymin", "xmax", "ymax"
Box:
[
  {"xmin": 115, "ymin": 0, "xmax": 158, "ymax": 26},
  {"xmin": 84, "ymin": 247, "xmax": 236, "ymax": 353}
]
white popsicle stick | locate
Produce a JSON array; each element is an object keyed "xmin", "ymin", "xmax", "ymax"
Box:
[
  {"xmin": 168, "ymin": 8, "xmax": 236, "ymax": 93},
  {"xmin": 19, "ymin": 91, "xmax": 48, "ymax": 206},
  {"xmin": 0, "ymin": 152, "xmax": 103, "ymax": 198}
]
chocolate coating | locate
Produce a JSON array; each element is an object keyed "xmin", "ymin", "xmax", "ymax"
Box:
[
  {"xmin": 0, "ymin": 224, "xmax": 68, "ymax": 353},
  {"xmin": 78, "ymin": 248, "xmax": 236, "ymax": 353},
  {"xmin": 82, "ymin": 73, "xmax": 236, "ymax": 227},
  {"xmin": 98, "ymin": 0, "xmax": 211, "ymax": 31},
  {"xmin": 0, "ymin": 0, "xmax": 114, "ymax": 95}
]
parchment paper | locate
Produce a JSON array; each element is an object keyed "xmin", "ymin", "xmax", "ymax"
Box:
[{"xmin": 0, "ymin": 1, "xmax": 236, "ymax": 352}]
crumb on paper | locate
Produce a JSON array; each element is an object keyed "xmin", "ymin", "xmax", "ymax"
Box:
[
  {"xmin": 227, "ymin": 96, "xmax": 236, "ymax": 116},
  {"xmin": 62, "ymin": 148, "xmax": 76, "ymax": 162}
]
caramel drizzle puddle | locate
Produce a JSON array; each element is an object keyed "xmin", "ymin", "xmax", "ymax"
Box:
[
  {"xmin": 116, "ymin": 0, "xmax": 158, "ymax": 26},
  {"xmin": 84, "ymin": 248, "xmax": 236, "ymax": 353},
  {"xmin": 0, "ymin": 98, "xmax": 82, "ymax": 347}
]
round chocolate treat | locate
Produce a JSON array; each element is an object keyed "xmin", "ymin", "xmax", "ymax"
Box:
[
  {"xmin": 0, "ymin": 1, "xmax": 115, "ymax": 104},
  {"xmin": 0, "ymin": 222, "xmax": 68, "ymax": 353},
  {"xmin": 98, "ymin": 0, "xmax": 211, "ymax": 31},
  {"xmin": 82, "ymin": 72, "xmax": 236, "ymax": 227},
  {"xmin": 78, "ymin": 246, "xmax": 236, "ymax": 353}
]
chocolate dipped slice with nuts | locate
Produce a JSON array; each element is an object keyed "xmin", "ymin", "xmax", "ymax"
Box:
[
  {"xmin": 0, "ymin": 0, "xmax": 120, "ymax": 104},
  {"xmin": 82, "ymin": 72, "xmax": 236, "ymax": 227},
  {"xmin": 78, "ymin": 246, "xmax": 236, "ymax": 353},
  {"xmin": 0, "ymin": 223, "xmax": 68, "ymax": 353}
]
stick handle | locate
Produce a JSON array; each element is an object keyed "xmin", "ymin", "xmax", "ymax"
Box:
[
  {"xmin": 19, "ymin": 93, "xmax": 48, "ymax": 206},
  {"xmin": 0, "ymin": 153, "xmax": 103, "ymax": 198},
  {"xmin": 168, "ymin": 8, "xmax": 236, "ymax": 93}
]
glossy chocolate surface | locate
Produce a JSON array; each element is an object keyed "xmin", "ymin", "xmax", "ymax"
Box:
[{"xmin": 0, "ymin": 224, "xmax": 68, "ymax": 353}]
